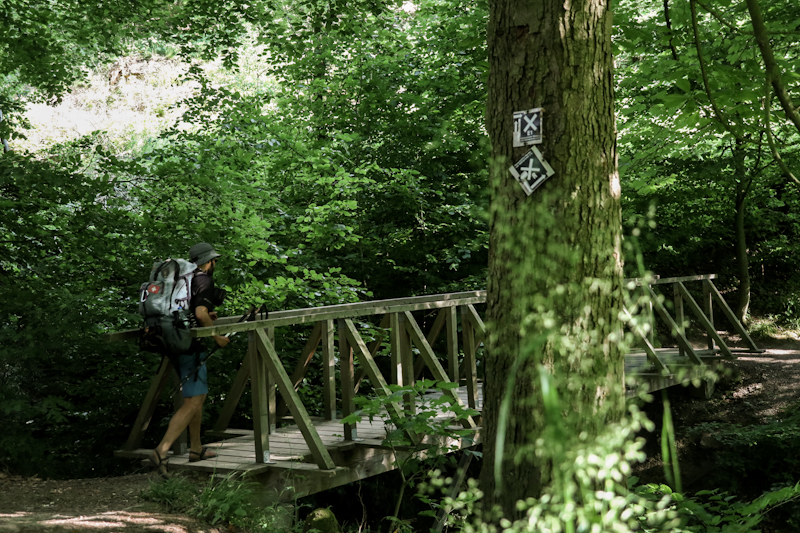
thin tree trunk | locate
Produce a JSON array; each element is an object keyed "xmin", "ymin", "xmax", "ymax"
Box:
[
  {"xmin": 481, "ymin": 0, "xmax": 625, "ymax": 521},
  {"xmin": 733, "ymin": 145, "xmax": 751, "ymax": 324}
]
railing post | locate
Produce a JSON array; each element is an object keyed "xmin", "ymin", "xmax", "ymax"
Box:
[
  {"xmin": 391, "ymin": 313, "xmax": 415, "ymax": 413},
  {"xmin": 446, "ymin": 307, "xmax": 459, "ymax": 383},
  {"xmin": 646, "ymin": 284, "xmax": 655, "ymax": 346},
  {"xmin": 267, "ymin": 326, "xmax": 277, "ymax": 432},
  {"xmin": 390, "ymin": 313, "xmax": 403, "ymax": 386},
  {"xmin": 703, "ymin": 280, "xmax": 716, "ymax": 351},
  {"xmin": 321, "ymin": 320, "xmax": 337, "ymax": 421},
  {"xmin": 460, "ymin": 307, "xmax": 479, "ymax": 409},
  {"xmin": 673, "ymin": 283, "xmax": 686, "ymax": 357},
  {"xmin": 250, "ymin": 329, "xmax": 271, "ymax": 463},
  {"xmin": 399, "ymin": 314, "xmax": 415, "ymax": 415},
  {"xmin": 338, "ymin": 318, "xmax": 356, "ymax": 440}
]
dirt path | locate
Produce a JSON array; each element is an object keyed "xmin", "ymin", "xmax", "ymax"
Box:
[
  {"xmin": 2, "ymin": 334, "xmax": 798, "ymax": 531},
  {"xmin": 671, "ymin": 334, "xmax": 800, "ymax": 426},
  {"xmin": 0, "ymin": 473, "xmax": 219, "ymax": 533}
]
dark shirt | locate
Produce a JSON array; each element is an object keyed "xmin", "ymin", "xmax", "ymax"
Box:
[
  {"xmin": 189, "ymin": 270, "xmax": 215, "ymax": 350},
  {"xmin": 190, "ymin": 270, "xmax": 216, "ymax": 318}
]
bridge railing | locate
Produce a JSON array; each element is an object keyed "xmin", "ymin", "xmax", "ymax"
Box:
[
  {"xmin": 110, "ymin": 274, "xmax": 757, "ymax": 470},
  {"xmin": 112, "ymin": 291, "xmax": 487, "ymax": 470},
  {"xmin": 626, "ymin": 274, "xmax": 760, "ymax": 373}
]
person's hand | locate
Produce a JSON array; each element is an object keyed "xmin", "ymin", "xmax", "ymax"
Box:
[
  {"xmin": 209, "ymin": 311, "xmax": 218, "ymax": 321},
  {"xmin": 214, "ymin": 335, "xmax": 231, "ymax": 348}
]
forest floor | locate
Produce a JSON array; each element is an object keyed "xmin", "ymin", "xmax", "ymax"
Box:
[
  {"xmin": 0, "ymin": 472, "xmax": 219, "ymax": 533},
  {"xmin": 1, "ymin": 331, "xmax": 798, "ymax": 532},
  {"xmin": 634, "ymin": 330, "xmax": 800, "ymax": 491}
]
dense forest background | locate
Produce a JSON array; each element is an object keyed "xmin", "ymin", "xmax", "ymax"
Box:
[{"xmin": 2, "ymin": 0, "xmax": 800, "ymax": 495}]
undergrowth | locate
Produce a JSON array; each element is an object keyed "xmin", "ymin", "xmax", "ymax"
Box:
[
  {"xmin": 141, "ymin": 473, "xmax": 294, "ymax": 532},
  {"xmin": 689, "ymin": 400, "xmax": 800, "ymax": 495}
]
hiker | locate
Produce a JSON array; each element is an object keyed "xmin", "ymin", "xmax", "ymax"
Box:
[{"xmin": 149, "ymin": 242, "xmax": 230, "ymax": 476}]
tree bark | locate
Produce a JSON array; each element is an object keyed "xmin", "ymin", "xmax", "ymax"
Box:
[
  {"xmin": 733, "ymin": 144, "xmax": 751, "ymax": 324},
  {"xmin": 480, "ymin": 0, "xmax": 625, "ymax": 521}
]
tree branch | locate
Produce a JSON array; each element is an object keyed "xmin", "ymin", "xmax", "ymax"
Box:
[
  {"xmin": 690, "ymin": 0, "xmax": 745, "ymax": 142},
  {"xmin": 695, "ymin": 0, "xmax": 753, "ymax": 36},
  {"xmin": 763, "ymin": 72, "xmax": 800, "ymax": 186},
  {"xmin": 663, "ymin": 0, "xmax": 679, "ymax": 60},
  {"xmin": 697, "ymin": 0, "xmax": 800, "ymax": 37},
  {"xmin": 746, "ymin": 0, "xmax": 800, "ymax": 136}
]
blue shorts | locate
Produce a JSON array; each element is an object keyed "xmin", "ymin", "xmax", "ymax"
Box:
[{"xmin": 179, "ymin": 351, "xmax": 208, "ymax": 398}]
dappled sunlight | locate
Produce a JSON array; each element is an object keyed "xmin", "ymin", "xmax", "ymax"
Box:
[
  {"xmin": 41, "ymin": 517, "xmax": 128, "ymax": 529},
  {"xmin": 746, "ymin": 350, "xmax": 800, "ymax": 360},
  {"xmin": 29, "ymin": 511, "xmax": 214, "ymax": 532}
]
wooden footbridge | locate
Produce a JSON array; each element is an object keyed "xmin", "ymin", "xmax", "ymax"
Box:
[{"xmin": 107, "ymin": 274, "xmax": 758, "ymax": 501}]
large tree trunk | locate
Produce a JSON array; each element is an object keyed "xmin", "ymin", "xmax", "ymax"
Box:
[{"xmin": 480, "ymin": 0, "xmax": 625, "ymax": 520}]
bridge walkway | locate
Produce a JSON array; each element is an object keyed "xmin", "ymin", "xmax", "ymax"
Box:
[{"xmin": 107, "ymin": 274, "xmax": 756, "ymax": 500}]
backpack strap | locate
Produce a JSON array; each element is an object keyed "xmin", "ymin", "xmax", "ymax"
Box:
[{"xmin": 150, "ymin": 260, "xmax": 171, "ymax": 283}]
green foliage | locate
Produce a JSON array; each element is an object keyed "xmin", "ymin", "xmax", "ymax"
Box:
[
  {"xmin": 142, "ymin": 474, "xmax": 295, "ymax": 532},
  {"xmin": 427, "ymin": 404, "xmax": 800, "ymax": 533},
  {"xmin": 256, "ymin": 0, "xmax": 490, "ymax": 298},
  {"xmin": 2, "ymin": 0, "xmax": 490, "ymax": 480},
  {"xmin": 635, "ymin": 482, "xmax": 800, "ymax": 532},
  {"xmin": 141, "ymin": 476, "xmax": 200, "ymax": 513},
  {"xmin": 342, "ymin": 380, "xmax": 479, "ymax": 526},
  {"xmin": 194, "ymin": 475, "xmax": 258, "ymax": 527},
  {"xmin": 615, "ymin": 0, "xmax": 800, "ymax": 314},
  {"xmin": 690, "ymin": 414, "xmax": 800, "ymax": 494},
  {"xmin": 746, "ymin": 316, "xmax": 783, "ymax": 339},
  {"xmin": 0, "ymin": 145, "xmax": 153, "ymax": 477}
]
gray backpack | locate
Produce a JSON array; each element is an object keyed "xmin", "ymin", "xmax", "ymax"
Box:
[{"xmin": 138, "ymin": 258, "xmax": 197, "ymax": 355}]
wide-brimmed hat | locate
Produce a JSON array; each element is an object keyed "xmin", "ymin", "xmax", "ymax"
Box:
[{"xmin": 189, "ymin": 242, "xmax": 221, "ymax": 265}]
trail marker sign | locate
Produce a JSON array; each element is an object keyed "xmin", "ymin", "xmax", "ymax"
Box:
[
  {"xmin": 513, "ymin": 108, "xmax": 542, "ymax": 147},
  {"xmin": 509, "ymin": 146, "xmax": 554, "ymax": 195}
]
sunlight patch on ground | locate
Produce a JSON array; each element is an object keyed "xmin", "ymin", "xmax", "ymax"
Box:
[
  {"xmin": 32, "ymin": 511, "xmax": 208, "ymax": 532},
  {"xmin": 41, "ymin": 517, "xmax": 127, "ymax": 528},
  {"xmin": 755, "ymin": 350, "xmax": 800, "ymax": 357},
  {"xmin": 732, "ymin": 382, "xmax": 763, "ymax": 399}
]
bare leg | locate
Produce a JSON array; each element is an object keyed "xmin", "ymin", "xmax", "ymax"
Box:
[
  {"xmin": 155, "ymin": 394, "xmax": 206, "ymax": 459},
  {"xmin": 188, "ymin": 394, "xmax": 206, "ymax": 454}
]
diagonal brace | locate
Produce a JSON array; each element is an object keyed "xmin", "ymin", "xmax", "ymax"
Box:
[
  {"xmin": 676, "ymin": 282, "xmax": 734, "ymax": 359},
  {"xmin": 342, "ymin": 319, "xmax": 419, "ymax": 445},
  {"xmin": 254, "ymin": 329, "xmax": 336, "ymax": 470},
  {"xmin": 644, "ymin": 286, "xmax": 703, "ymax": 365},
  {"xmin": 403, "ymin": 311, "xmax": 477, "ymax": 429},
  {"xmin": 703, "ymin": 280, "xmax": 760, "ymax": 352},
  {"xmin": 623, "ymin": 308, "xmax": 669, "ymax": 373}
]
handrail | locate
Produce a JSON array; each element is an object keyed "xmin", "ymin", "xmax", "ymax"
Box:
[
  {"xmin": 194, "ymin": 291, "xmax": 486, "ymax": 338},
  {"xmin": 105, "ymin": 275, "xmax": 717, "ymax": 342},
  {"xmin": 105, "ymin": 290, "xmax": 486, "ymax": 343},
  {"xmin": 650, "ymin": 274, "xmax": 716, "ymax": 285}
]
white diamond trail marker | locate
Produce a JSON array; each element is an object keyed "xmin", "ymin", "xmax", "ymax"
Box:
[
  {"xmin": 513, "ymin": 108, "xmax": 543, "ymax": 147},
  {"xmin": 509, "ymin": 146, "xmax": 555, "ymax": 195}
]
